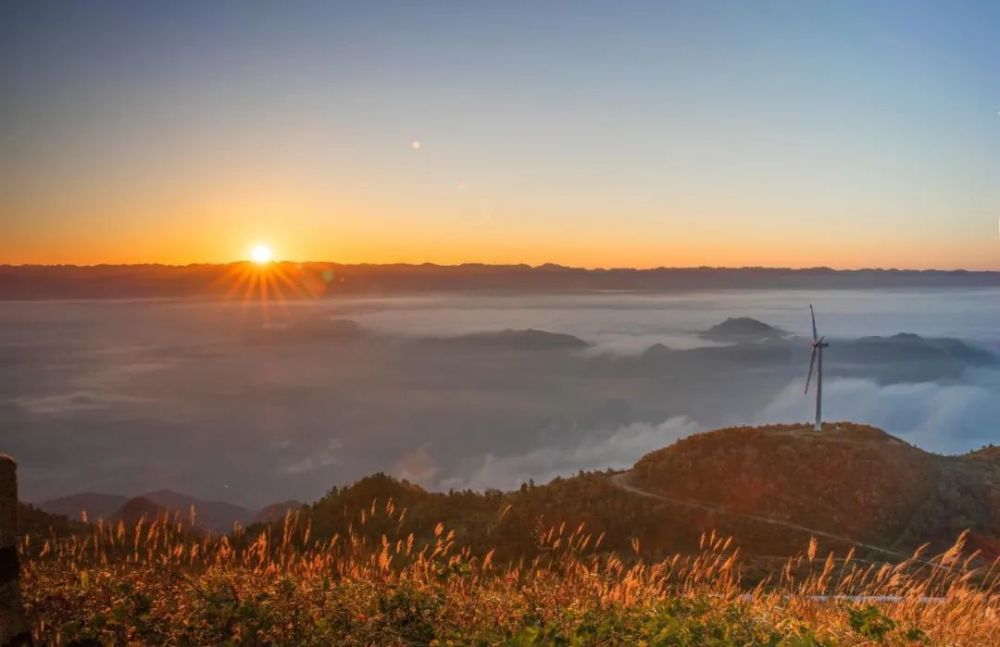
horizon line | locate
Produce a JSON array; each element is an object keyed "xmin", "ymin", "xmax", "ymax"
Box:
[{"xmin": 2, "ymin": 261, "xmax": 999, "ymax": 274}]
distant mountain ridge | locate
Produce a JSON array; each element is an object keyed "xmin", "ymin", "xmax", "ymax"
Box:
[
  {"xmin": 38, "ymin": 489, "xmax": 300, "ymax": 534},
  {"xmin": 629, "ymin": 323, "xmax": 995, "ymax": 376},
  {"xmin": 39, "ymin": 492, "xmax": 128, "ymax": 522},
  {"xmin": 440, "ymin": 328, "xmax": 588, "ymax": 350},
  {"xmin": 2, "ymin": 263, "xmax": 999, "ymax": 299}
]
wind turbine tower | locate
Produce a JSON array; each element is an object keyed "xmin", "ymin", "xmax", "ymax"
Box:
[{"xmin": 804, "ymin": 305, "xmax": 829, "ymax": 431}]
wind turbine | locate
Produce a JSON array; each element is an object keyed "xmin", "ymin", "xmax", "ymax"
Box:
[{"xmin": 804, "ymin": 305, "xmax": 829, "ymax": 431}]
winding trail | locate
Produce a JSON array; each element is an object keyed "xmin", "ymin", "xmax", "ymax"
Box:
[{"xmin": 608, "ymin": 471, "xmax": 919, "ymax": 563}]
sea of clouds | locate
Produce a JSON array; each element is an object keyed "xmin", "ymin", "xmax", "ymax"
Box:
[{"xmin": 1, "ymin": 288, "xmax": 997, "ymax": 507}]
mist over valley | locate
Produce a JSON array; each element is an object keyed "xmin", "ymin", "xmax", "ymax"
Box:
[{"xmin": 4, "ymin": 288, "xmax": 997, "ymax": 509}]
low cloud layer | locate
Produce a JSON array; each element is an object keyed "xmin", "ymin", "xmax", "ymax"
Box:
[
  {"xmin": 1, "ymin": 290, "xmax": 997, "ymax": 507},
  {"xmin": 436, "ymin": 416, "xmax": 700, "ymax": 491},
  {"xmin": 757, "ymin": 369, "xmax": 1000, "ymax": 454}
]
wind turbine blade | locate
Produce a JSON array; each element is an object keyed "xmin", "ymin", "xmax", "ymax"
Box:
[
  {"xmin": 805, "ymin": 347, "xmax": 817, "ymax": 393},
  {"xmin": 810, "ymin": 304, "xmax": 818, "ymax": 342}
]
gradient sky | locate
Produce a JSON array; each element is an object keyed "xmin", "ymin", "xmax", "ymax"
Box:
[{"xmin": 2, "ymin": 1, "xmax": 998, "ymax": 269}]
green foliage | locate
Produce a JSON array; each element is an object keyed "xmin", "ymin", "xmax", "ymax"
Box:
[
  {"xmin": 377, "ymin": 585, "xmax": 441, "ymax": 644},
  {"xmin": 846, "ymin": 605, "xmax": 896, "ymax": 642}
]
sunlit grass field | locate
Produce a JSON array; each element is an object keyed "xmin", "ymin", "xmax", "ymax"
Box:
[{"xmin": 21, "ymin": 503, "xmax": 1000, "ymax": 646}]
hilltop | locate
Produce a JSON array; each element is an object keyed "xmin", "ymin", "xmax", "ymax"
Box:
[
  {"xmin": 632, "ymin": 423, "xmax": 1000, "ymax": 557},
  {"xmin": 700, "ymin": 317, "xmax": 787, "ymax": 342}
]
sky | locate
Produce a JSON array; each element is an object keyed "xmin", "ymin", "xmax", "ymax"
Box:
[{"xmin": 1, "ymin": 0, "xmax": 998, "ymax": 269}]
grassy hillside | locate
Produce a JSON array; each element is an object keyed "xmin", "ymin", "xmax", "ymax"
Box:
[
  {"xmin": 297, "ymin": 472, "xmax": 667, "ymax": 562},
  {"xmin": 17, "ymin": 423, "xmax": 1000, "ymax": 644},
  {"xmin": 20, "ymin": 503, "xmax": 1000, "ymax": 645}
]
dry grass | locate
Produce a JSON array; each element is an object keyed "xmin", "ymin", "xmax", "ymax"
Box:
[{"xmin": 20, "ymin": 502, "xmax": 1000, "ymax": 646}]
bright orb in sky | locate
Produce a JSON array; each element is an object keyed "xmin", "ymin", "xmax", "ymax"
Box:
[
  {"xmin": 249, "ymin": 244, "xmax": 273, "ymax": 265},
  {"xmin": 411, "ymin": 140, "xmax": 422, "ymax": 150}
]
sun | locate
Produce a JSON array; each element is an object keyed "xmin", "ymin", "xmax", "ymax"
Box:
[{"xmin": 249, "ymin": 244, "xmax": 273, "ymax": 265}]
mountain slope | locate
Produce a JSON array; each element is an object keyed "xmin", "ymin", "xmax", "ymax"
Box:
[
  {"xmin": 39, "ymin": 492, "xmax": 128, "ymax": 522},
  {"xmin": 110, "ymin": 497, "xmax": 172, "ymax": 527},
  {"xmin": 632, "ymin": 423, "xmax": 1000, "ymax": 556},
  {"xmin": 294, "ymin": 424, "xmax": 1000, "ymax": 562},
  {"xmin": 140, "ymin": 490, "xmax": 252, "ymax": 533}
]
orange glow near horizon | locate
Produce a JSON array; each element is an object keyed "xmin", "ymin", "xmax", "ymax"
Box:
[
  {"xmin": 1, "ymin": 236, "xmax": 997, "ymax": 271},
  {"xmin": 1, "ymin": 157, "xmax": 995, "ymax": 271},
  {"xmin": 1, "ymin": 204, "xmax": 997, "ymax": 271}
]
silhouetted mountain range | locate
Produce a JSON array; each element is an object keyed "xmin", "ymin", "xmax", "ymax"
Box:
[{"xmin": 2, "ymin": 263, "xmax": 1000, "ymax": 299}]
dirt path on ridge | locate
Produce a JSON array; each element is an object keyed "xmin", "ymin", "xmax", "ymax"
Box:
[{"xmin": 608, "ymin": 471, "xmax": 918, "ymax": 563}]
